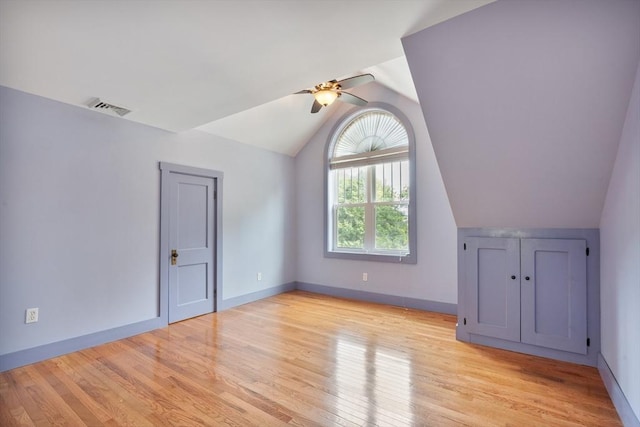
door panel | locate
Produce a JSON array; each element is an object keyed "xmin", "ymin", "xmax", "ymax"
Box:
[
  {"xmin": 521, "ymin": 239, "xmax": 586, "ymax": 354},
  {"xmin": 477, "ymin": 248, "xmax": 509, "ymax": 327},
  {"xmin": 177, "ymin": 183, "xmax": 208, "ymax": 249},
  {"xmin": 533, "ymin": 250, "xmax": 569, "ymax": 337},
  {"xmin": 168, "ymin": 173, "xmax": 215, "ymax": 323},
  {"xmin": 177, "ymin": 264, "xmax": 208, "ymax": 305},
  {"xmin": 465, "ymin": 237, "xmax": 520, "ymax": 342}
]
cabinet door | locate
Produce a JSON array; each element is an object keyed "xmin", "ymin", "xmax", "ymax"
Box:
[
  {"xmin": 521, "ymin": 239, "xmax": 587, "ymax": 354},
  {"xmin": 465, "ymin": 237, "xmax": 521, "ymax": 342}
]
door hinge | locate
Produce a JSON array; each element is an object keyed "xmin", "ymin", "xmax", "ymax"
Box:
[
  {"xmin": 587, "ymin": 338, "xmax": 590, "ymax": 347},
  {"xmin": 463, "ymin": 243, "xmax": 467, "ymax": 250},
  {"xmin": 586, "ymin": 247, "xmax": 590, "ymax": 256},
  {"xmin": 463, "ymin": 317, "xmax": 467, "ymax": 325}
]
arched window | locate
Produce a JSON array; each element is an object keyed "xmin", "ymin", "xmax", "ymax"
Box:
[{"xmin": 325, "ymin": 104, "xmax": 417, "ymax": 263}]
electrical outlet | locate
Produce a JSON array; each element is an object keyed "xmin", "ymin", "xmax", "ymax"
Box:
[
  {"xmin": 25, "ymin": 308, "xmax": 38, "ymax": 324},
  {"xmin": 362, "ymin": 272, "xmax": 368, "ymax": 282},
  {"xmin": 257, "ymin": 272, "xmax": 262, "ymax": 281}
]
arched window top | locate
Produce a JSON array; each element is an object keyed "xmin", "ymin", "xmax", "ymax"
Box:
[
  {"xmin": 333, "ymin": 110, "xmax": 408, "ymax": 157},
  {"xmin": 330, "ymin": 108, "xmax": 409, "ymax": 170}
]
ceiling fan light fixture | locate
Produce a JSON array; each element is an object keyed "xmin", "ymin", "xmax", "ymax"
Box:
[
  {"xmin": 314, "ymin": 89, "xmax": 338, "ymax": 107},
  {"xmin": 295, "ymin": 74, "xmax": 374, "ymax": 113}
]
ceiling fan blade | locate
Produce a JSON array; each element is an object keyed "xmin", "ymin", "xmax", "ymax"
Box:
[
  {"xmin": 294, "ymin": 89, "xmax": 313, "ymax": 94},
  {"xmin": 311, "ymin": 99, "xmax": 323, "ymax": 113},
  {"xmin": 336, "ymin": 73, "xmax": 375, "ymax": 90},
  {"xmin": 339, "ymin": 91, "xmax": 368, "ymax": 106}
]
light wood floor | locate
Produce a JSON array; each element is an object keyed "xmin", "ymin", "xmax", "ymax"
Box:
[{"xmin": 1, "ymin": 291, "xmax": 621, "ymax": 426}]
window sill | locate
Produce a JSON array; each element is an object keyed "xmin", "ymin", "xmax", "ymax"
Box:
[{"xmin": 325, "ymin": 250, "xmax": 417, "ymax": 264}]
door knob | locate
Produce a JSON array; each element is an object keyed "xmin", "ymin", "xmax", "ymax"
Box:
[
  {"xmin": 171, "ymin": 249, "xmax": 179, "ymax": 265},
  {"xmin": 511, "ymin": 275, "xmax": 516, "ymax": 280},
  {"xmin": 525, "ymin": 276, "xmax": 530, "ymax": 281}
]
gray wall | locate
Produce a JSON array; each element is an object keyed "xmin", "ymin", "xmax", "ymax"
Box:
[
  {"xmin": 295, "ymin": 82, "xmax": 458, "ymax": 304},
  {"xmin": 403, "ymin": 0, "xmax": 640, "ymax": 228},
  {"xmin": 0, "ymin": 86, "xmax": 296, "ymax": 356},
  {"xmin": 600, "ymin": 59, "xmax": 640, "ymax": 421}
]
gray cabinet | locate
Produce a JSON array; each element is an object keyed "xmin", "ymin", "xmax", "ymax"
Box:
[
  {"xmin": 464, "ymin": 237, "xmax": 587, "ymax": 355},
  {"xmin": 465, "ymin": 237, "xmax": 521, "ymax": 342}
]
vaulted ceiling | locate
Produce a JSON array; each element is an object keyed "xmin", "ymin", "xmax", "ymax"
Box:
[{"xmin": 0, "ymin": 0, "xmax": 492, "ymax": 156}]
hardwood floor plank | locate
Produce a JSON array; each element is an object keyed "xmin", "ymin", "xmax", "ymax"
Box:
[
  {"xmin": 62, "ymin": 352, "xmax": 156, "ymax": 426},
  {"xmin": 0, "ymin": 373, "xmax": 35, "ymax": 427},
  {"xmin": 46, "ymin": 356, "xmax": 118, "ymax": 424},
  {"xmin": 0, "ymin": 291, "xmax": 622, "ymax": 426},
  {"xmin": 32, "ymin": 361, "xmax": 104, "ymax": 425}
]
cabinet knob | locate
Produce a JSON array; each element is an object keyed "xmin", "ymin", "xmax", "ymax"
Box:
[
  {"xmin": 525, "ymin": 276, "xmax": 530, "ymax": 281},
  {"xmin": 511, "ymin": 275, "xmax": 516, "ymax": 280}
]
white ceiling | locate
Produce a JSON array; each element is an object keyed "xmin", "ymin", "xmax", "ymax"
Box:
[
  {"xmin": 0, "ymin": 0, "xmax": 493, "ymax": 156},
  {"xmin": 196, "ymin": 56, "xmax": 418, "ymax": 156}
]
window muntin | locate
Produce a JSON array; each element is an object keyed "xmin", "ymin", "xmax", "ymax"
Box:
[{"xmin": 326, "ymin": 106, "xmax": 415, "ymax": 262}]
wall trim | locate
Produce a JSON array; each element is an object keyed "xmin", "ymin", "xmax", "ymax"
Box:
[
  {"xmin": 296, "ymin": 281, "xmax": 457, "ymax": 315},
  {"xmin": 0, "ymin": 281, "xmax": 456, "ymax": 372},
  {"xmin": 0, "ymin": 317, "xmax": 164, "ymax": 372},
  {"xmin": 598, "ymin": 353, "xmax": 640, "ymax": 427},
  {"xmin": 218, "ymin": 282, "xmax": 297, "ymax": 311},
  {"xmin": 0, "ymin": 282, "xmax": 297, "ymax": 372}
]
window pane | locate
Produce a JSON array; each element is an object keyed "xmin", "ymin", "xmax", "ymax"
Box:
[
  {"xmin": 335, "ymin": 167, "xmax": 366, "ymax": 204},
  {"xmin": 336, "ymin": 206, "xmax": 365, "ymax": 249},
  {"xmin": 375, "ymin": 205, "xmax": 408, "ymax": 251},
  {"xmin": 375, "ymin": 160, "xmax": 409, "ymax": 202}
]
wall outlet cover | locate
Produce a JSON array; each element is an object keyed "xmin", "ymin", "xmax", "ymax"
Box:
[{"xmin": 26, "ymin": 308, "xmax": 39, "ymax": 323}]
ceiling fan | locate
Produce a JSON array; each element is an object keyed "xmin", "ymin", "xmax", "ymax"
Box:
[{"xmin": 295, "ymin": 73, "xmax": 375, "ymax": 113}]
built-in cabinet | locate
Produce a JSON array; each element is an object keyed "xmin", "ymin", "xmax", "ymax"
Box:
[{"xmin": 457, "ymin": 229, "xmax": 599, "ymax": 367}]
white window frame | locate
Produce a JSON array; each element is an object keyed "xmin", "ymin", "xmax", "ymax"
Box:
[{"xmin": 324, "ymin": 103, "xmax": 417, "ymax": 264}]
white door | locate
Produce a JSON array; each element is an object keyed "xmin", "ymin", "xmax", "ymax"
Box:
[{"xmin": 167, "ymin": 172, "xmax": 216, "ymax": 323}]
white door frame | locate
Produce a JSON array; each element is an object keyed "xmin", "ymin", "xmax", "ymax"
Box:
[{"xmin": 159, "ymin": 162, "xmax": 223, "ymax": 324}]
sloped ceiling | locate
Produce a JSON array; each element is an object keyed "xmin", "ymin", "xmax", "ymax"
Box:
[
  {"xmin": 403, "ymin": 0, "xmax": 640, "ymax": 228},
  {"xmin": 196, "ymin": 56, "xmax": 419, "ymax": 156},
  {"xmin": 0, "ymin": 0, "xmax": 492, "ymax": 156}
]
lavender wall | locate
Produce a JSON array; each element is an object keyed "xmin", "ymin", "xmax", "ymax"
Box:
[
  {"xmin": 295, "ymin": 82, "xmax": 458, "ymax": 304},
  {"xmin": 600, "ymin": 59, "xmax": 640, "ymax": 422},
  {"xmin": 402, "ymin": 0, "xmax": 640, "ymax": 228},
  {"xmin": 0, "ymin": 86, "xmax": 296, "ymax": 357}
]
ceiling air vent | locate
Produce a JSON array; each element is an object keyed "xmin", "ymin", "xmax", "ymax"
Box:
[{"xmin": 87, "ymin": 98, "xmax": 131, "ymax": 117}]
